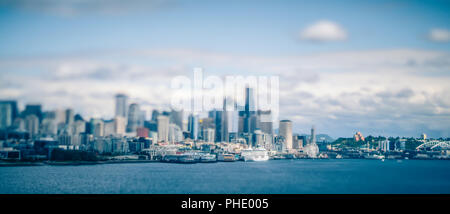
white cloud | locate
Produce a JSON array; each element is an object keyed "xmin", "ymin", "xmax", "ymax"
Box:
[
  {"xmin": 299, "ymin": 20, "xmax": 348, "ymax": 42},
  {"xmin": 428, "ymin": 28, "xmax": 450, "ymax": 43},
  {"xmin": 1, "ymin": 48, "xmax": 450, "ymax": 137}
]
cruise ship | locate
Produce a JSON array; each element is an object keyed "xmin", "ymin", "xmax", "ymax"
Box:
[{"xmin": 240, "ymin": 148, "xmax": 269, "ymax": 162}]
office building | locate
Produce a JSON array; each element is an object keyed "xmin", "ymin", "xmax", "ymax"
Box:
[
  {"xmin": 279, "ymin": 120, "xmax": 293, "ymax": 150},
  {"xmin": 115, "ymin": 94, "xmax": 128, "ymax": 118}
]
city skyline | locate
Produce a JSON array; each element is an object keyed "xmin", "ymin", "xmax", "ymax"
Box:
[
  {"xmin": 0, "ymin": 90, "xmax": 446, "ymax": 140},
  {"xmin": 0, "ymin": 0, "xmax": 450, "ymax": 138}
]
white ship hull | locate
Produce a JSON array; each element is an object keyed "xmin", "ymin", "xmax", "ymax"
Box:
[
  {"xmin": 241, "ymin": 148, "xmax": 269, "ymax": 162},
  {"xmin": 244, "ymin": 155, "xmax": 269, "ymax": 162}
]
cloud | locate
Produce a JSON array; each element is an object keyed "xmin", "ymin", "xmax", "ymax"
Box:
[
  {"xmin": 0, "ymin": 0, "xmax": 174, "ymax": 16},
  {"xmin": 1, "ymin": 48, "xmax": 450, "ymax": 137},
  {"xmin": 428, "ymin": 28, "xmax": 450, "ymax": 43},
  {"xmin": 299, "ymin": 20, "xmax": 348, "ymax": 42}
]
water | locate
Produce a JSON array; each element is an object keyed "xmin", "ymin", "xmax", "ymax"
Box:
[{"xmin": 1, "ymin": 159, "xmax": 450, "ymax": 194}]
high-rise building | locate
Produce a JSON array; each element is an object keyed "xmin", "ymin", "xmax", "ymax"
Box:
[
  {"xmin": 0, "ymin": 101, "xmax": 18, "ymax": 125},
  {"xmin": 25, "ymin": 114, "xmax": 39, "ymax": 138},
  {"xmin": 157, "ymin": 115, "xmax": 169, "ymax": 142},
  {"xmin": 0, "ymin": 102, "xmax": 12, "ymax": 129},
  {"xmin": 126, "ymin": 103, "xmax": 140, "ymax": 133},
  {"xmin": 90, "ymin": 119, "xmax": 104, "ymax": 137},
  {"xmin": 199, "ymin": 117, "xmax": 215, "ymax": 141},
  {"xmin": 170, "ymin": 109, "xmax": 183, "ymax": 130},
  {"xmin": 279, "ymin": 120, "xmax": 293, "ymax": 150},
  {"xmin": 311, "ymin": 126, "xmax": 317, "ymax": 144},
  {"xmin": 168, "ymin": 124, "xmax": 183, "ymax": 143},
  {"xmin": 40, "ymin": 118, "xmax": 57, "ymax": 135},
  {"xmin": 243, "ymin": 87, "xmax": 256, "ymax": 134},
  {"xmin": 22, "ymin": 104, "xmax": 42, "ymax": 122},
  {"xmin": 151, "ymin": 110, "xmax": 160, "ymax": 121},
  {"xmin": 214, "ymin": 99, "xmax": 229, "ymax": 143},
  {"xmin": 65, "ymin": 108, "xmax": 74, "ymax": 125},
  {"xmin": 103, "ymin": 120, "xmax": 115, "ymax": 136},
  {"xmin": 72, "ymin": 120, "xmax": 86, "ymax": 135},
  {"xmin": 115, "ymin": 94, "xmax": 128, "ymax": 118},
  {"xmin": 203, "ymin": 128, "xmax": 215, "ymax": 143},
  {"xmin": 258, "ymin": 110, "xmax": 273, "ymax": 135},
  {"xmin": 114, "ymin": 116, "xmax": 126, "ymax": 135},
  {"xmin": 188, "ymin": 114, "xmax": 199, "ymax": 140}
]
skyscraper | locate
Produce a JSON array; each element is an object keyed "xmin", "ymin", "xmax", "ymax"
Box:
[
  {"xmin": 0, "ymin": 102, "xmax": 12, "ymax": 129},
  {"xmin": 115, "ymin": 94, "xmax": 128, "ymax": 118},
  {"xmin": 25, "ymin": 114, "xmax": 39, "ymax": 138},
  {"xmin": 258, "ymin": 110, "xmax": 273, "ymax": 135},
  {"xmin": 279, "ymin": 120, "xmax": 293, "ymax": 150},
  {"xmin": 310, "ymin": 126, "xmax": 316, "ymax": 145},
  {"xmin": 126, "ymin": 103, "xmax": 140, "ymax": 133},
  {"xmin": 114, "ymin": 116, "xmax": 126, "ymax": 135},
  {"xmin": 243, "ymin": 87, "xmax": 256, "ymax": 134},
  {"xmin": 65, "ymin": 108, "xmax": 74, "ymax": 125},
  {"xmin": 151, "ymin": 110, "xmax": 160, "ymax": 121},
  {"xmin": 22, "ymin": 104, "xmax": 42, "ymax": 122},
  {"xmin": 188, "ymin": 114, "xmax": 199, "ymax": 140},
  {"xmin": 215, "ymin": 98, "xmax": 229, "ymax": 143},
  {"xmin": 170, "ymin": 109, "xmax": 183, "ymax": 130},
  {"xmin": 157, "ymin": 115, "xmax": 169, "ymax": 142}
]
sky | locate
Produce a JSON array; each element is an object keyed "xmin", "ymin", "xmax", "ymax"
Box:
[{"xmin": 0, "ymin": 0, "xmax": 449, "ymax": 138}]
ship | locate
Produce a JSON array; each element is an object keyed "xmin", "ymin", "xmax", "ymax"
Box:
[
  {"xmin": 199, "ymin": 153, "xmax": 217, "ymax": 163},
  {"xmin": 217, "ymin": 153, "xmax": 236, "ymax": 162},
  {"xmin": 240, "ymin": 147, "xmax": 269, "ymax": 162},
  {"xmin": 364, "ymin": 154, "xmax": 385, "ymax": 160},
  {"xmin": 162, "ymin": 153, "xmax": 198, "ymax": 164}
]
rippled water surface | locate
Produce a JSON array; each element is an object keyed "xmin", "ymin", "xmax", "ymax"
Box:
[{"xmin": 1, "ymin": 159, "xmax": 449, "ymax": 193}]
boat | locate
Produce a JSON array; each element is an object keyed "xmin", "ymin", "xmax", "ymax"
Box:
[
  {"xmin": 217, "ymin": 153, "xmax": 236, "ymax": 162},
  {"xmin": 364, "ymin": 154, "xmax": 385, "ymax": 160},
  {"xmin": 199, "ymin": 153, "xmax": 217, "ymax": 163},
  {"xmin": 162, "ymin": 153, "xmax": 198, "ymax": 163},
  {"xmin": 240, "ymin": 147, "xmax": 269, "ymax": 162}
]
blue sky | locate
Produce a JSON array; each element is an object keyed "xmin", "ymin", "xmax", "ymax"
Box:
[
  {"xmin": 1, "ymin": 0, "xmax": 449, "ymax": 56},
  {"xmin": 0, "ymin": 0, "xmax": 450, "ymax": 138}
]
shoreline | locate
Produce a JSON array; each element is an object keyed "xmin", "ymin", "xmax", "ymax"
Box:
[{"xmin": 0, "ymin": 158, "xmax": 448, "ymax": 167}]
